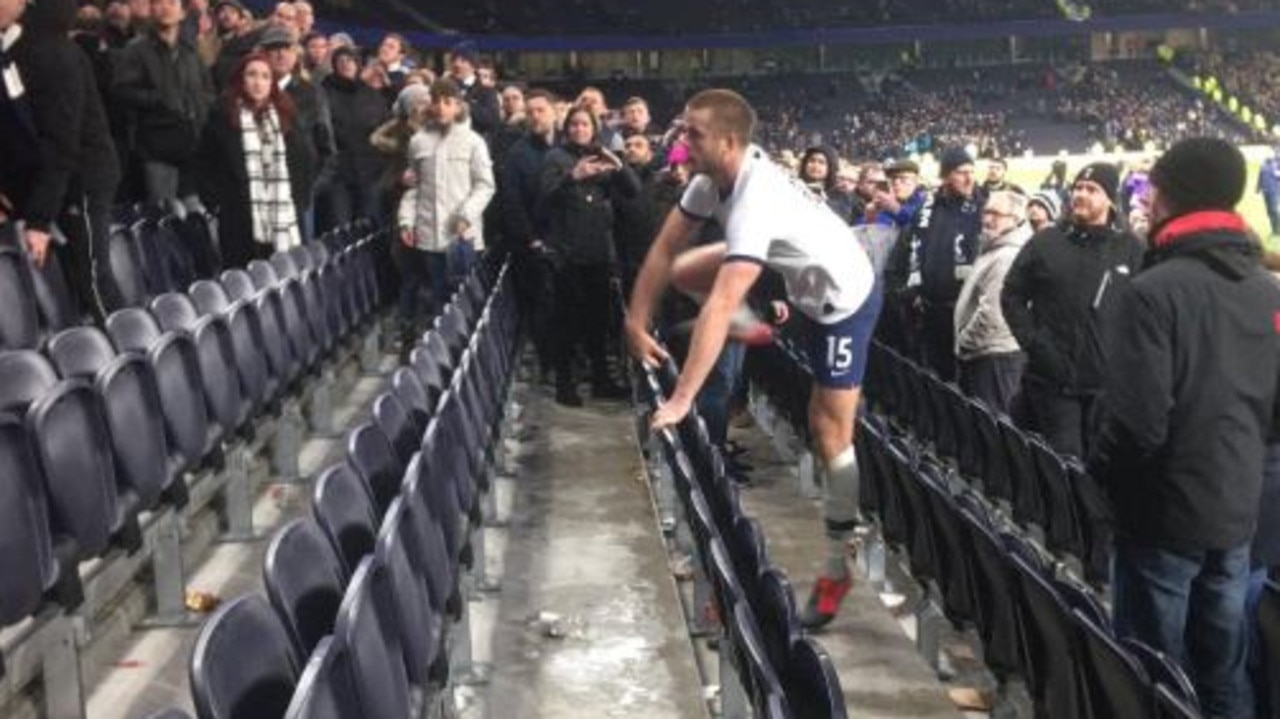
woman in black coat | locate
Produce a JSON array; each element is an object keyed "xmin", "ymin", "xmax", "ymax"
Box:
[
  {"xmin": 197, "ymin": 52, "xmax": 311, "ymax": 270},
  {"xmin": 539, "ymin": 104, "xmax": 639, "ymax": 406}
]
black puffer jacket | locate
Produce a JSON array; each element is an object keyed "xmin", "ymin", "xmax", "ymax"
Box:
[
  {"xmin": 1089, "ymin": 212, "xmax": 1280, "ymax": 553},
  {"xmin": 539, "ymin": 143, "xmax": 640, "ymax": 267},
  {"xmin": 1001, "ymin": 221, "xmax": 1145, "ymax": 393},
  {"xmin": 323, "ymin": 74, "xmax": 388, "ymax": 185}
]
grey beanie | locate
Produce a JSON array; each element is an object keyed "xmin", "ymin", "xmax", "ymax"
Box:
[{"xmin": 394, "ymin": 84, "xmax": 432, "ymax": 120}]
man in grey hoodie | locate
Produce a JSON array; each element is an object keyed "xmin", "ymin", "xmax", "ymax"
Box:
[{"xmin": 954, "ymin": 190, "xmax": 1032, "ymax": 413}]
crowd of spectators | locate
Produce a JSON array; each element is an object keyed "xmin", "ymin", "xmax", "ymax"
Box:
[
  {"xmin": 312, "ymin": 0, "xmax": 1277, "ymax": 38},
  {"xmin": 1050, "ymin": 61, "xmax": 1261, "ymax": 149},
  {"xmin": 1195, "ymin": 49, "xmax": 1280, "ymax": 127}
]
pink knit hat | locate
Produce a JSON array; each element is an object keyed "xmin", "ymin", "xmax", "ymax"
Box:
[{"xmin": 667, "ymin": 141, "xmax": 691, "ymax": 168}]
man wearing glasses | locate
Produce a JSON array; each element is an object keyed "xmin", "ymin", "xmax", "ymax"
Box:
[{"xmin": 954, "ymin": 191, "xmax": 1033, "ymax": 413}]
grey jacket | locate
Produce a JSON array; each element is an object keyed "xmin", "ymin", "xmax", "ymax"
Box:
[{"xmin": 954, "ymin": 223, "xmax": 1032, "ymax": 360}]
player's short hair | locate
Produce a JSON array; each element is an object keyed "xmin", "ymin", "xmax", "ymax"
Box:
[{"xmin": 685, "ymin": 89, "xmax": 757, "ymax": 146}]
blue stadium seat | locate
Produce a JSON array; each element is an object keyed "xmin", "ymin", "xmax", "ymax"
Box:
[
  {"xmin": 151, "ymin": 293, "xmax": 250, "ymax": 434},
  {"xmin": 756, "ymin": 567, "xmax": 800, "ymax": 673},
  {"xmin": 346, "ymin": 422, "xmax": 404, "ymax": 519},
  {"xmin": 372, "ymin": 392, "xmax": 419, "ymax": 467},
  {"xmin": 0, "ymin": 351, "xmax": 137, "ymax": 558},
  {"xmin": 400, "ymin": 456, "xmax": 460, "ymax": 619},
  {"xmin": 189, "ymin": 280, "xmax": 273, "ymax": 409},
  {"xmin": 219, "ymin": 272, "xmax": 298, "ymax": 387},
  {"xmin": 51, "ymin": 327, "xmax": 182, "ymax": 508},
  {"xmin": 283, "ymin": 636, "xmax": 356, "ymax": 719},
  {"xmin": 375, "ymin": 497, "xmax": 444, "ymax": 690},
  {"xmin": 335, "ymin": 557, "xmax": 412, "ymax": 719},
  {"xmin": 390, "ymin": 367, "xmax": 431, "ymax": 436},
  {"xmin": 0, "ymin": 225, "xmax": 39, "ymax": 350},
  {"xmin": 312, "ymin": 462, "xmax": 378, "ymax": 578},
  {"xmin": 190, "ymin": 594, "xmax": 299, "ymax": 719},
  {"xmin": 1072, "ymin": 606, "xmax": 1153, "ymax": 719},
  {"xmin": 784, "ymin": 636, "xmax": 847, "ymax": 719},
  {"xmin": 107, "ymin": 309, "xmax": 220, "ymax": 465},
  {"xmin": 106, "ymin": 223, "xmax": 151, "ymax": 311},
  {"xmin": 263, "ymin": 518, "xmax": 347, "ymax": 661},
  {"xmin": 1009, "ymin": 544, "xmax": 1089, "ymax": 719},
  {"xmin": 0, "ymin": 413, "xmax": 60, "ymax": 626}
]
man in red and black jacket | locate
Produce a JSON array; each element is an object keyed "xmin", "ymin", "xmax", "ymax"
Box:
[{"xmin": 1090, "ymin": 137, "xmax": 1280, "ymax": 719}]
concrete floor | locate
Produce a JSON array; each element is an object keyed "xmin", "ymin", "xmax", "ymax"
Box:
[{"xmin": 480, "ymin": 393, "xmax": 708, "ymax": 719}]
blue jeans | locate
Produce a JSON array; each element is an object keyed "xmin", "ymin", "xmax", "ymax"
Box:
[
  {"xmin": 1265, "ymin": 195, "xmax": 1280, "ymax": 237},
  {"xmin": 1112, "ymin": 540, "xmax": 1254, "ymax": 719},
  {"xmin": 696, "ymin": 341, "xmax": 746, "ymax": 448}
]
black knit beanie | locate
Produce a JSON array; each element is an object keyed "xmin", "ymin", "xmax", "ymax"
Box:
[
  {"xmin": 939, "ymin": 146, "xmax": 974, "ymax": 177},
  {"xmin": 1073, "ymin": 162, "xmax": 1121, "ymax": 208},
  {"xmin": 1150, "ymin": 137, "xmax": 1247, "ymax": 215}
]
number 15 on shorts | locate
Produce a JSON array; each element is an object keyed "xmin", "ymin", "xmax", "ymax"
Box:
[{"xmin": 827, "ymin": 336, "xmax": 854, "ymax": 374}]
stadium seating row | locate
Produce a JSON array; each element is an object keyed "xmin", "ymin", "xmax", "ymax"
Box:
[
  {"xmin": 0, "ymin": 216, "xmax": 386, "ymax": 719},
  {"xmin": 744, "ymin": 334, "xmax": 1280, "ymax": 718},
  {"xmin": 632, "ymin": 354, "xmax": 849, "ymax": 719},
  {"xmin": 147, "ymin": 259, "xmax": 521, "ymax": 719}
]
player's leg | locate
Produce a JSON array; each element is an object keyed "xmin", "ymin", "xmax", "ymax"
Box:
[
  {"xmin": 669, "ymin": 241, "xmax": 773, "ymax": 344},
  {"xmin": 671, "ymin": 241, "xmax": 727, "ymax": 298},
  {"xmin": 798, "ymin": 289, "xmax": 883, "ymax": 630},
  {"xmin": 800, "ymin": 384, "xmax": 862, "ymax": 629}
]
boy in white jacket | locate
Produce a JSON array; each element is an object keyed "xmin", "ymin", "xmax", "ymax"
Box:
[
  {"xmin": 396, "ymin": 79, "xmax": 494, "ymax": 341},
  {"xmin": 954, "ymin": 190, "xmax": 1032, "ymax": 413}
]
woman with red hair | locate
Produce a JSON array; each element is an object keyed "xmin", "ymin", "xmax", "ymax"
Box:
[{"xmin": 197, "ymin": 52, "xmax": 310, "ymax": 269}]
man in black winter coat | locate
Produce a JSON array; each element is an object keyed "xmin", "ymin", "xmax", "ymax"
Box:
[
  {"xmin": 886, "ymin": 146, "xmax": 985, "ymax": 381},
  {"xmin": 1089, "ymin": 137, "xmax": 1280, "ymax": 719},
  {"xmin": 1002, "ymin": 162, "xmax": 1144, "ymax": 457},
  {"xmin": 319, "ymin": 45, "xmax": 388, "ymax": 230},
  {"xmin": 112, "ymin": 0, "xmax": 214, "ymax": 207},
  {"xmin": 1, "ymin": 0, "xmax": 121, "ymax": 320},
  {"xmin": 448, "ymin": 42, "xmax": 501, "ymax": 139},
  {"xmin": 502, "ymin": 89, "xmax": 558, "ymax": 378}
]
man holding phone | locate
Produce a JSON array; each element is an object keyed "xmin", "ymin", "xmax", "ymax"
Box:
[{"xmin": 627, "ymin": 89, "xmax": 881, "ymax": 629}]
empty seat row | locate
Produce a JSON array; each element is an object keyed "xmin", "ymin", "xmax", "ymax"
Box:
[
  {"xmin": 856, "ymin": 415, "xmax": 1203, "ymax": 719},
  {"xmin": 634, "ymin": 354, "xmax": 848, "ymax": 719},
  {"xmin": 0, "ymin": 224, "xmax": 390, "ymax": 717},
  {"xmin": 179, "ymin": 257, "xmax": 518, "ymax": 719},
  {"xmin": 862, "ymin": 341, "xmax": 1113, "ymax": 585}
]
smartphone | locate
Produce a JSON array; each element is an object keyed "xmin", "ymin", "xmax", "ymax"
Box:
[{"xmin": 596, "ymin": 148, "xmax": 623, "ymax": 167}]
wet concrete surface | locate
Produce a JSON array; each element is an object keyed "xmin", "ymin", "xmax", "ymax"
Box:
[{"xmin": 483, "ymin": 392, "xmax": 708, "ymax": 719}]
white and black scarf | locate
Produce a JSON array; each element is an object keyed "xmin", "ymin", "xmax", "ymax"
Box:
[{"xmin": 239, "ymin": 105, "xmax": 300, "ymax": 252}]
